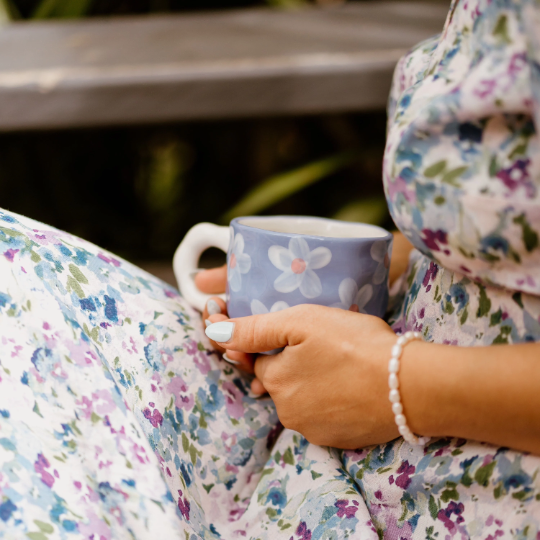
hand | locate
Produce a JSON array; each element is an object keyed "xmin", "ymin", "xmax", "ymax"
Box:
[
  {"xmin": 205, "ymin": 304, "xmax": 400, "ymax": 449},
  {"xmin": 195, "ymin": 265, "xmax": 256, "ymax": 374}
]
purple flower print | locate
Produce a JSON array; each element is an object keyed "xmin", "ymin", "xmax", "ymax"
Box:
[
  {"xmin": 335, "ymin": 500, "xmax": 359, "ymax": 519},
  {"xmin": 269, "ymin": 237, "xmax": 331, "ymax": 299},
  {"xmin": 422, "ymin": 261, "xmax": 439, "ymax": 289},
  {"xmin": 496, "ymin": 159, "xmax": 535, "ymax": 197},
  {"xmin": 420, "ymin": 229, "xmax": 448, "ymax": 252},
  {"xmin": 295, "ymin": 521, "xmax": 312, "ymax": 540},
  {"xmin": 222, "ymin": 381, "xmax": 245, "ymax": 420},
  {"xmin": 3, "ymin": 249, "xmax": 18, "ymax": 262},
  {"xmin": 97, "ymin": 252, "xmax": 121, "ymax": 267},
  {"xmin": 508, "ymin": 52, "xmax": 527, "ymax": 81},
  {"xmin": 166, "ymin": 376, "xmax": 194, "ymax": 411},
  {"xmin": 474, "ymin": 78, "xmax": 496, "ymax": 99},
  {"xmin": 34, "ymin": 453, "xmax": 55, "ymax": 488},
  {"xmin": 177, "ymin": 490, "xmax": 191, "ymax": 521},
  {"xmin": 395, "ymin": 460, "xmax": 416, "ymax": 489},
  {"xmin": 386, "ymin": 174, "xmax": 417, "ymax": 205},
  {"xmin": 437, "ymin": 501, "xmax": 465, "ymax": 533},
  {"xmin": 143, "ymin": 405, "xmax": 163, "ymax": 428}
]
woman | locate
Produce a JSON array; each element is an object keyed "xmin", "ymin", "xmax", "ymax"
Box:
[{"xmin": 0, "ymin": 0, "xmax": 538, "ymax": 537}]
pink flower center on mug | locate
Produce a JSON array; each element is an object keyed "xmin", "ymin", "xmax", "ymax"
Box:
[
  {"xmin": 291, "ymin": 258, "xmax": 306, "ymax": 274},
  {"xmin": 349, "ymin": 304, "xmax": 359, "ymax": 312},
  {"xmin": 229, "ymin": 253, "xmax": 237, "ymax": 269}
]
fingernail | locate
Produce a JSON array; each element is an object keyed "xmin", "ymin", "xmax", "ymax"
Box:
[
  {"xmin": 205, "ymin": 321, "xmax": 234, "ymax": 343},
  {"xmin": 207, "ymin": 299, "xmax": 222, "ymax": 316},
  {"xmin": 222, "ymin": 353, "xmax": 240, "ymax": 365},
  {"xmin": 205, "ymin": 319, "xmax": 212, "ymax": 328}
]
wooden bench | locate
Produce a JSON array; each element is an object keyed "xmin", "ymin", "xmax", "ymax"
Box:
[{"xmin": 0, "ymin": 2, "xmax": 447, "ymax": 131}]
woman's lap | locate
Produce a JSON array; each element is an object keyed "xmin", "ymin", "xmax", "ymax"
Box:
[
  {"xmin": 0, "ymin": 209, "xmax": 538, "ymax": 539},
  {"xmin": 0, "ymin": 210, "xmax": 370, "ymax": 539}
]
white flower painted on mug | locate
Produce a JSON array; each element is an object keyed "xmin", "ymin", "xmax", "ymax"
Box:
[
  {"xmin": 371, "ymin": 240, "xmax": 390, "ymax": 285},
  {"xmin": 250, "ymin": 299, "xmax": 290, "ymax": 315},
  {"xmin": 268, "ymin": 237, "xmax": 331, "ymax": 299},
  {"xmin": 332, "ymin": 278, "xmax": 373, "ymax": 313},
  {"xmin": 228, "ymin": 231, "xmax": 251, "ymax": 292}
]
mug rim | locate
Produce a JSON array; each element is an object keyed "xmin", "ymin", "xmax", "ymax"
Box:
[{"xmin": 231, "ymin": 215, "xmax": 392, "ymax": 242}]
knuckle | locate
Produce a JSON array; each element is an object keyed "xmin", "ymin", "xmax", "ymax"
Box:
[{"xmin": 262, "ymin": 370, "xmax": 281, "ymax": 394}]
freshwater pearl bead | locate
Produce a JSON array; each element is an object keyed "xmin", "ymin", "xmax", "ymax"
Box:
[
  {"xmin": 398, "ymin": 425, "xmax": 411, "ymax": 436},
  {"xmin": 388, "ymin": 332, "xmax": 430, "ymax": 446},
  {"xmin": 392, "ymin": 402, "xmax": 403, "ymax": 415},
  {"xmin": 388, "ymin": 359, "xmax": 400, "ymax": 373}
]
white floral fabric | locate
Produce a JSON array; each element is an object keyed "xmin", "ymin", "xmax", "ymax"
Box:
[{"xmin": 1, "ymin": 0, "xmax": 540, "ymax": 538}]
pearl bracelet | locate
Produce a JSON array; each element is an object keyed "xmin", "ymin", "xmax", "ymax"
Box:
[{"xmin": 388, "ymin": 331, "xmax": 431, "ymax": 446}]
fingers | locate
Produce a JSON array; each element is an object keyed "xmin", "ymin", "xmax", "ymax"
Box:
[
  {"xmin": 205, "ymin": 312, "xmax": 229, "ymax": 353},
  {"xmin": 203, "ymin": 296, "xmax": 254, "ymax": 373},
  {"xmin": 204, "ymin": 305, "xmax": 308, "ymax": 354},
  {"xmin": 251, "ymin": 377, "xmax": 267, "ymax": 395},
  {"xmin": 195, "ymin": 265, "xmax": 227, "ymax": 295},
  {"xmin": 202, "ymin": 296, "xmax": 228, "ymax": 321},
  {"xmin": 252, "ymin": 353, "xmax": 274, "ymax": 395},
  {"xmin": 222, "ymin": 350, "xmax": 255, "ymax": 374}
]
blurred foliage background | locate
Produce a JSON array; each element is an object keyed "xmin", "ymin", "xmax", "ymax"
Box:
[{"xmin": 0, "ymin": 0, "xmax": 392, "ymax": 271}]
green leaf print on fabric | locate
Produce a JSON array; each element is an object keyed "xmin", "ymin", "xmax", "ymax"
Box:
[
  {"xmin": 513, "ymin": 214, "xmax": 539, "ymax": 252},
  {"xmin": 493, "ymin": 13, "xmax": 511, "ymax": 44},
  {"xmin": 424, "ymin": 160, "xmax": 447, "ymax": 178}
]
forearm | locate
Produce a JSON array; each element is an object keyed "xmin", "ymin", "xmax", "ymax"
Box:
[
  {"xmin": 389, "ymin": 231, "xmax": 414, "ymax": 285},
  {"xmin": 400, "ymin": 341, "xmax": 540, "ymax": 454}
]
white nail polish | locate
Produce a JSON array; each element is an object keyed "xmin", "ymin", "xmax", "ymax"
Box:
[
  {"xmin": 207, "ymin": 300, "xmax": 222, "ymax": 315},
  {"xmin": 222, "ymin": 353, "xmax": 240, "ymax": 365},
  {"xmin": 205, "ymin": 321, "xmax": 234, "ymax": 343},
  {"xmin": 205, "ymin": 319, "xmax": 212, "ymax": 328}
]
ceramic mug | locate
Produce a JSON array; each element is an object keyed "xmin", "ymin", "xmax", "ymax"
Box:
[{"xmin": 173, "ymin": 216, "xmax": 393, "ymax": 320}]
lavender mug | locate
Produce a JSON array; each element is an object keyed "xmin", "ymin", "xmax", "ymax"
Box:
[{"xmin": 173, "ymin": 216, "xmax": 393, "ymax": 322}]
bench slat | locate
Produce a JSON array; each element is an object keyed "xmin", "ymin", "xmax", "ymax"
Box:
[{"xmin": 0, "ymin": 3, "xmax": 447, "ymax": 131}]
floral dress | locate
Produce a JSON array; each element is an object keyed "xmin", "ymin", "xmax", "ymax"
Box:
[{"xmin": 0, "ymin": 0, "xmax": 539, "ymax": 538}]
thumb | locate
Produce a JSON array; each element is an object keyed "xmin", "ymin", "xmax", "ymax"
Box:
[{"xmin": 204, "ymin": 306, "xmax": 305, "ymax": 353}]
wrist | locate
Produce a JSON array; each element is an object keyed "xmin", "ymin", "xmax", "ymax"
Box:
[{"xmin": 398, "ymin": 340, "xmax": 454, "ymax": 438}]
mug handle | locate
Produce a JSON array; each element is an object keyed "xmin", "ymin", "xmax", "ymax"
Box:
[{"xmin": 173, "ymin": 222, "xmax": 230, "ymax": 312}]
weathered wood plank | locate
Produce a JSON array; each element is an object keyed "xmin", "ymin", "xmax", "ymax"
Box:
[{"xmin": 0, "ymin": 2, "xmax": 448, "ymax": 131}]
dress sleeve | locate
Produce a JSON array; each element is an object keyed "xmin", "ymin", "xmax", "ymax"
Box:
[
  {"xmin": 382, "ymin": 0, "xmax": 540, "ymax": 297},
  {"xmin": 524, "ymin": 0, "xmax": 540, "ymax": 131}
]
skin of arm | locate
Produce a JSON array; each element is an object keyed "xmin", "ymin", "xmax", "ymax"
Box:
[
  {"xmin": 388, "ymin": 231, "xmax": 414, "ymax": 285},
  {"xmin": 195, "ymin": 231, "xmax": 540, "ymax": 455}
]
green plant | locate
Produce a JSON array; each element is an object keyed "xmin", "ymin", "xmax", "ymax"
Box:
[
  {"xmin": 221, "ymin": 151, "xmax": 355, "ymax": 223},
  {"xmin": 332, "ymin": 196, "xmax": 388, "ymax": 225},
  {"xmin": 32, "ymin": 0, "xmax": 93, "ymax": 19},
  {"xmin": 0, "ymin": 0, "xmax": 19, "ymax": 21},
  {"xmin": 266, "ymin": 0, "xmax": 307, "ymax": 7}
]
